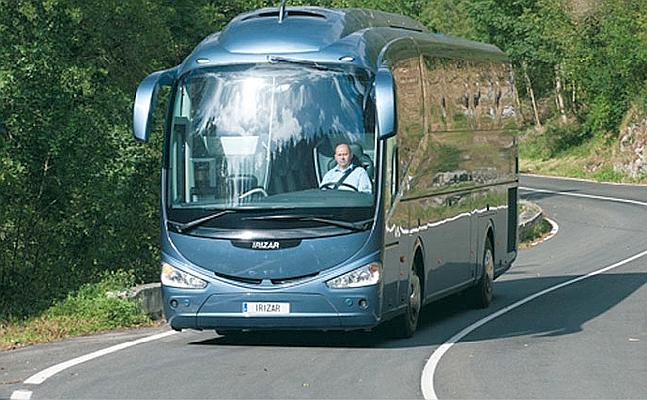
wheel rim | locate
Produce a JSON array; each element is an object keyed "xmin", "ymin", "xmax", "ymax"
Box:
[
  {"xmin": 408, "ymin": 272, "xmax": 421, "ymax": 326},
  {"xmin": 484, "ymin": 248, "xmax": 494, "ymax": 298}
]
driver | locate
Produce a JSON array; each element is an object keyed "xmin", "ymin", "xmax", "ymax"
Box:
[{"xmin": 320, "ymin": 143, "xmax": 372, "ymax": 193}]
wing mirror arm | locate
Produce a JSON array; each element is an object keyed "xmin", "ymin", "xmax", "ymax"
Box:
[
  {"xmin": 375, "ymin": 68, "xmax": 396, "ymax": 140},
  {"xmin": 133, "ymin": 67, "xmax": 177, "ymax": 143}
]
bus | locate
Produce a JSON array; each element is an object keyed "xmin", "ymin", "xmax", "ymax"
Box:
[{"xmin": 133, "ymin": 4, "xmax": 519, "ymax": 338}]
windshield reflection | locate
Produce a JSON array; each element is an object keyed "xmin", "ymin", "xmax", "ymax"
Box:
[{"xmin": 167, "ymin": 64, "xmax": 376, "ymax": 214}]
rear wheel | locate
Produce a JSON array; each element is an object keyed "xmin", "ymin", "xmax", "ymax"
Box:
[
  {"xmin": 470, "ymin": 238, "xmax": 494, "ymax": 308},
  {"xmin": 393, "ymin": 264, "xmax": 422, "ymax": 338}
]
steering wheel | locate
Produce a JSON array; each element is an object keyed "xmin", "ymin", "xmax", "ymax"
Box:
[
  {"xmin": 319, "ymin": 182, "xmax": 359, "ymax": 192},
  {"xmin": 238, "ymin": 187, "xmax": 269, "ymax": 200}
]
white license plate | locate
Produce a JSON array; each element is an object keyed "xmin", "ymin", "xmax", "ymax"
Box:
[{"xmin": 242, "ymin": 302, "xmax": 290, "ymax": 316}]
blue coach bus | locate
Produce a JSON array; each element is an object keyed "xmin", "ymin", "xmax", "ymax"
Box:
[{"xmin": 133, "ymin": 3, "xmax": 520, "ymax": 338}]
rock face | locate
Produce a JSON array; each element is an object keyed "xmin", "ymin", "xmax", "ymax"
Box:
[{"xmin": 615, "ymin": 113, "xmax": 647, "ymax": 179}]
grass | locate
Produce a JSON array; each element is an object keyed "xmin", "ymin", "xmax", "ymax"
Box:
[
  {"xmin": 520, "ymin": 218, "xmax": 553, "ymax": 246},
  {"xmin": 519, "ymin": 128, "xmax": 647, "ymax": 184},
  {"xmin": 0, "ymin": 270, "xmax": 155, "ymax": 350},
  {"xmin": 518, "ymin": 201, "xmax": 553, "ymax": 247}
]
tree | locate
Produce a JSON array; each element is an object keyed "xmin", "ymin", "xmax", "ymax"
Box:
[{"xmin": 0, "ymin": 0, "xmax": 210, "ymax": 318}]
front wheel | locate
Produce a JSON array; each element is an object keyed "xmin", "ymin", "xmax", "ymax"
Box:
[
  {"xmin": 393, "ymin": 265, "xmax": 422, "ymax": 338},
  {"xmin": 470, "ymin": 238, "xmax": 494, "ymax": 308}
]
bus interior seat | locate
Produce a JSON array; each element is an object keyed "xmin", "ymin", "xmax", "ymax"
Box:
[{"xmin": 325, "ymin": 143, "xmax": 374, "ymax": 179}]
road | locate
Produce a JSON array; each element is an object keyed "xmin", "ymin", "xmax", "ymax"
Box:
[{"xmin": 2, "ymin": 175, "xmax": 646, "ymax": 399}]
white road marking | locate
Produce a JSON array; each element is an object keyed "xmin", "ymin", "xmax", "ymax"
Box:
[
  {"xmin": 522, "ymin": 216, "xmax": 559, "ymax": 248},
  {"xmin": 536, "ymin": 216, "xmax": 559, "ymax": 244},
  {"xmin": 10, "ymin": 390, "xmax": 32, "ymax": 400},
  {"xmin": 422, "ymin": 186, "xmax": 647, "ymax": 400},
  {"xmin": 520, "ymin": 186, "xmax": 647, "ymax": 207},
  {"xmin": 522, "ymin": 173, "xmax": 647, "ymax": 187},
  {"xmin": 24, "ymin": 330, "xmax": 177, "ymax": 385},
  {"xmin": 421, "ymin": 248, "xmax": 647, "ymax": 400}
]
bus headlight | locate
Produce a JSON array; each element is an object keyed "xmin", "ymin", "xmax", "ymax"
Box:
[
  {"xmin": 326, "ymin": 262, "xmax": 381, "ymax": 289},
  {"xmin": 161, "ymin": 262, "xmax": 207, "ymax": 289}
]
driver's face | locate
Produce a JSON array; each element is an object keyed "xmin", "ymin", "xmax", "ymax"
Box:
[{"xmin": 334, "ymin": 144, "xmax": 352, "ymax": 169}]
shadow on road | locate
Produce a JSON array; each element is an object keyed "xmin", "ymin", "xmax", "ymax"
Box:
[{"xmin": 187, "ymin": 272, "xmax": 646, "ymax": 349}]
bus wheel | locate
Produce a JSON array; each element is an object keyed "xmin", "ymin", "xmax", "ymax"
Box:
[
  {"xmin": 471, "ymin": 239, "xmax": 494, "ymax": 308},
  {"xmin": 394, "ymin": 264, "xmax": 422, "ymax": 338}
]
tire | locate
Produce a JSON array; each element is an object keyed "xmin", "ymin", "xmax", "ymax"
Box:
[
  {"xmin": 393, "ymin": 264, "xmax": 422, "ymax": 338},
  {"xmin": 470, "ymin": 238, "xmax": 494, "ymax": 308}
]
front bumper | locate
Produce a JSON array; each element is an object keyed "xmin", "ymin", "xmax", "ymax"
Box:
[{"xmin": 162, "ymin": 278, "xmax": 383, "ymax": 331}]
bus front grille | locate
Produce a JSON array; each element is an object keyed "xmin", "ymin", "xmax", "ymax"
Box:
[{"xmin": 214, "ymin": 273, "xmax": 263, "ymax": 285}]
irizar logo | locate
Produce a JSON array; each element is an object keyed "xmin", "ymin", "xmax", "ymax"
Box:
[{"xmin": 251, "ymin": 241, "xmax": 280, "ymax": 250}]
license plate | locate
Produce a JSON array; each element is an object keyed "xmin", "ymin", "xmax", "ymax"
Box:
[{"xmin": 242, "ymin": 302, "xmax": 290, "ymax": 316}]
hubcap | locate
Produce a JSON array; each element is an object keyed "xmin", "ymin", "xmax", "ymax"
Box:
[
  {"xmin": 484, "ymin": 248, "xmax": 494, "ymax": 297},
  {"xmin": 409, "ymin": 272, "xmax": 421, "ymax": 325}
]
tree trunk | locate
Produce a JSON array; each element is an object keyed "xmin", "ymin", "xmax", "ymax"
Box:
[
  {"xmin": 522, "ymin": 62, "xmax": 542, "ymax": 129},
  {"xmin": 554, "ymin": 64, "xmax": 567, "ymax": 124}
]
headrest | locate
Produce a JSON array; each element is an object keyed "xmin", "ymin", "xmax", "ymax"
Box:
[{"xmin": 348, "ymin": 143, "xmax": 364, "ymax": 157}]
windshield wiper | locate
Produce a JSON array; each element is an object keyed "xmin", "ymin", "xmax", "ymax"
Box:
[
  {"xmin": 168, "ymin": 209, "xmax": 235, "ymax": 233},
  {"xmin": 243, "ymin": 214, "xmax": 374, "ymax": 231},
  {"xmin": 267, "ymin": 56, "xmax": 342, "ymax": 71}
]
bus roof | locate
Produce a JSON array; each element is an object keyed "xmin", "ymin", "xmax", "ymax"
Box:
[{"xmin": 176, "ymin": 7, "xmax": 506, "ymax": 76}]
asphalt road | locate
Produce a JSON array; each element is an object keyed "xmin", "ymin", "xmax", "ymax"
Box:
[{"xmin": 2, "ymin": 174, "xmax": 646, "ymax": 399}]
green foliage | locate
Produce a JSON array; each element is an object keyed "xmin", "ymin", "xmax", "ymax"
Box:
[
  {"xmin": 590, "ymin": 165, "xmax": 627, "ymax": 183},
  {"xmin": 520, "ymin": 121, "xmax": 586, "ymax": 160},
  {"xmin": 0, "ymin": 0, "xmax": 220, "ymax": 319},
  {"xmin": 44, "ymin": 270, "xmax": 148, "ymax": 330},
  {"xmin": 520, "ymin": 218, "xmax": 552, "ymax": 243},
  {"xmin": 44, "ymin": 270, "xmax": 148, "ymax": 329},
  {"xmin": 583, "ymin": 96, "xmax": 616, "ymax": 136},
  {"xmin": 419, "ymin": 0, "xmax": 478, "ymax": 38},
  {"xmin": 0, "ymin": 270, "xmax": 150, "ymax": 349},
  {"xmin": 560, "ymin": 0, "xmax": 647, "ymax": 134}
]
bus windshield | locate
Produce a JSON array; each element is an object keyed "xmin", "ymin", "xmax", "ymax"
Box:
[{"xmin": 167, "ymin": 63, "xmax": 376, "ymax": 216}]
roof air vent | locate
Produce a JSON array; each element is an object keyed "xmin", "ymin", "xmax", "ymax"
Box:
[{"xmin": 241, "ymin": 10, "xmax": 326, "ymax": 22}]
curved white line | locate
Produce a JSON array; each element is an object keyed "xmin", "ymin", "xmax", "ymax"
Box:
[
  {"xmin": 525, "ymin": 216, "xmax": 559, "ymax": 248},
  {"xmin": 422, "ymin": 185, "xmax": 647, "ymax": 399},
  {"xmin": 520, "ymin": 186, "xmax": 647, "ymax": 207},
  {"xmin": 421, "ymin": 248, "xmax": 647, "ymax": 400},
  {"xmin": 522, "ymin": 173, "xmax": 647, "ymax": 188},
  {"xmin": 542, "ymin": 216, "xmax": 559, "ymax": 242},
  {"xmin": 24, "ymin": 330, "xmax": 177, "ymax": 385}
]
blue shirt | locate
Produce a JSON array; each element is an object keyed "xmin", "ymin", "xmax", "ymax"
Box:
[{"xmin": 321, "ymin": 164, "xmax": 372, "ymax": 193}]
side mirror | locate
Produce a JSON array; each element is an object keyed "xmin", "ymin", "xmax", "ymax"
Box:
[
  {"xmin": 133, "ymin": 68, "xmax": 177, "ymax": 143},
  {"xmin": 375, "ymin": 68, "xmax": 396, "ymax": 140}
]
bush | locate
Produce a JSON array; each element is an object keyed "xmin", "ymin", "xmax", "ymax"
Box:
[
  {"xmin": 520, "ymin": 121, "xmax": 588, "ymax": 160},
  {"xmin": 0, "ymin": 269, "xmax": 151, "ymax": 349},
  {"xmin": 45, "ymin": 270, "xmax": 149, "ymax": 330},
  {"xmin": 581, "ymin": 96, "xmax": 621, "ymax": 137},
  {"xmin": 545, "ymin": 122, "xmax": 590, "ymax": 156},
  {"xmin": 520, "ymin": 218, "xmax": 552, "ymax": 243}
]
